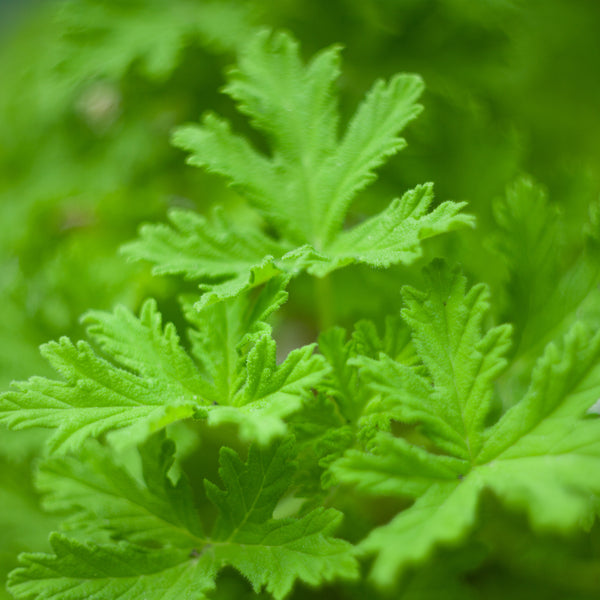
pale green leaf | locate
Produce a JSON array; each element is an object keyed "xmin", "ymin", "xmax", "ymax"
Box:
[
  {"xmin": 123, "ymin": 207, "xmax": 288, "ymax": 283},
  {"xmin": 400, "ymin": 260, "xmax": 512, "ymax": 459},
  {"xmin": 183, "ymin": 280, "xmax": 329, "ymax": 444},
  {"xmin": 0, "ymin": 332, "xmax": 198, "ymax": 455},
  {"xmin": 205, "ymin": 335, "xmax": 326, "ymax": 445},
  {"xmin": 316, "ymin": 73, "xmax": 424, "ymax": 245},
  {"xmin": 123, "ymin": 208, "xmax": 325, "ymax": 309},
  {"xmin": 322, "ymin": 185, "xmax": 473, "ymax": 273},
  {"xmin": 360, "ymin": 481, "xmax": 481, "ymax": 589}
]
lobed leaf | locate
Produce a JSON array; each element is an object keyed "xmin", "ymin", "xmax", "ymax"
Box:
[
  {"xmin": 493, "ymin": 177, "xmax": 600, "ymax": 366},
  {"xmin": 333, "ymin": 261, "xmax": 600, "ymax": 587},
  {"xmin": 10, "ymin": 437, "xmax": 358, "ymax": 600},
  {"xmin": 129, "ymin": 30, "xmax": 471, "ymax": 305},
  {"xmin": 0, "ymin": 281, "xmax": 327, "ymax": 450},
  {"xmin": 8, "ymin": 535, "xmax": 215, "ymax": 600}
]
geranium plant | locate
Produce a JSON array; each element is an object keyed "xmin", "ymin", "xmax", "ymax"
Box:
[{"xmin": 2, "ymin": 23, "xmax": 600, "ymax": 600}]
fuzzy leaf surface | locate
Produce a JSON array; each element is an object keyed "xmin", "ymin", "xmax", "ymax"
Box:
[
  {"xmin": 183, "ymin": 279, "xmax": 329, "ymax": 443},
  {"xmin": 0, "ymin": 300, "xmax": 201, "ymax": 454},
  {"xmin": 332, "ymin": 261, "xmax": 600, "ymax": 587},
  {"xmin": 0, "ymin": 282, "xmax": 326, "ymax": 450},
  {"xmin": 9, "ymin": 438, "xmax": 357, "ymax": 600},
  {"xmin": 125, "ymin": 30, "xmax": 472, "ymax": 305}
]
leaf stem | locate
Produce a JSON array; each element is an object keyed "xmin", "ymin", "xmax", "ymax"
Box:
[{"xmin": 315, "ymin": 275, "xmax": 334, "ymax": 330}]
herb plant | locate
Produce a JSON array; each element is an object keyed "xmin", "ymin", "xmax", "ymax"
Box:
[{"xmin": 2, "ymin": 9, "xmax": 600, "ymax": 600}]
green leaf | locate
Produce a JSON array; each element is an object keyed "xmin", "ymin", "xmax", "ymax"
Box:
[
  {"xmin": 360, "ymin": 480, "xmax": 481, "ymax": 589},
  {"xmin": 332, "ymin": 261, "xmax": 600, "ymax": 587},
  {"xmin": 0, "ymin": 299, "xmax": 204, "ymax": 453},
  {"xmin": 10, "ymin": 438, "xmax": 357, "ymax": 600},
  {"xmin": 351, "ymin": 316, "xmax": 415, "ymax": 364},
  {"xmin": 316, "ymin": 73, "xmax": 424, "ymax": 245},
  {"xmin": 493, "ymin": 177, "xmax": 600, "ymax": 365},
  {"xmin": 0, "ymin": 282, "xmax": 327, "ymax": 450},
  {"xmin": 0, "ymin": 335, "xmax": 197, "ymax": 455},
  {"xmin": 399, "ymin": 260, "xmax": 513, "ymax": 459},
  {"xmin": 124, "ymin": 207, "xmax": 289, "ymax": 284},
  {"xmin": 126, "ymin": 30, "xmax": 472, "ymax": 305},
  {"xmin": 84, "ymin": 299, "xmax": 205, "ymax": 392},
  {"xmin": 58, "ymin": 0, "xmax": 255, "ymax": 81},
  {"xmin": 203, "ymin": 334, "xmax": 327, "ymax": 445},
  {"xmin": 182, "ymin": 276, "xmax": 289, "ymax": 399},
  {"xmin": 319, "ymin": 315, "xmax": 417, "ymax": 420},
  {"xmin": 204, "ymin": 440, "xmax": 296, "ymax": 540},
  {"xmin": 0, "ymin": 451, "xmax": 60, "ymax": 600},
  {"xmin": 183, "ymin": 279, "xmax": 329, "ymax": 444},
  {"xmin": 8, "ymin": 535, "xmax": 215, "ymax": 600},
  {"xmin": 36, "ymin": 434, "xmax": 204, "ymax": 547},
  {"xmin": 320, "ymin": 184, "xmax": 472, "ymax": 273},
  {"xmin": 9, "ymin": 434, "xmax": 214, "ymax": 599},
  {"xmin": 203, "ymin": 439, "xmax": 359, "ymax": 598},
  {"xmin": 318, "ymin": 327, "xmax": 363, "ymax": 424},
  {"xmin": 286, "ymin": 317, "xmax": 418, "ymax": 496},
  {"xmin": 288, "ymin": 389, "xmax": 354, "ymax": 495},
  {"xmin": 123, "ymin": 207, "xmax": 323, "ymax": 310}
]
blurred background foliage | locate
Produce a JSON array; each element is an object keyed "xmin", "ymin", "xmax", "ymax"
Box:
[{"xmin": 1, "ymin": 0, "xmax": 600, "ymax": 597}]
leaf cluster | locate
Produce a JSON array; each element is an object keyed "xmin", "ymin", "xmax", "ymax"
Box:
[{"xmin": 2, "ymin": 6, "xmax": 600, "ymax": 600}]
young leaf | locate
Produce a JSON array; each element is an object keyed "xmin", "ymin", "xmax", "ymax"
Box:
[
  {"xmin": 124, "ymin": 30, "xmax": 473, "ymax": 306},
  {"xmin": 332, "ymin": 261, "xmax": 600, "ymax": 588},
  {"xmin": 10, "ymin": 437, "xmax": 358, "ymax": 600},
  {"xmin": 182, "ymin": 279, "xmax": 329, "ymax": 444},
  {"xmin": 0, "ymin": 281, "xmax": 327, "ymax": 451},
  {"xmin": 286, "ymin": 317, "xmax": 418, "ymax": 496},
  {"xmin": 318, "ymin": 317, "xmax": 415, "ymax": 426}
]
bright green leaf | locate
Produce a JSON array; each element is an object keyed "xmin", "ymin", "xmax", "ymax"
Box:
[
  {"xmin": 126, "ymin": 30, "xmax": 472, "ymax": 305},
  {"xmin": 10, "ymin": 437, "xmax": 357, "ymax": 600},
  {"xmin": 333, "ymin": 261, "xmax": 600, "ymax": 587}
]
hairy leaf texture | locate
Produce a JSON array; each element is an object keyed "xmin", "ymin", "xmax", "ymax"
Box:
[
  {"xmin": 9, "ymin": 436, "xmax": 357, "ymax": 600},
  {"xmin": 317, "ymin": 317, "xmax": 416, "ymax": 429},
  {"xmin": 0, "ymin": 280, "xmax": 327, "ymax": 452},
  {"xmin": 332, "ymin": 260, "xmax": 600, "ymax": 588},
  {"xmin": 288, "ymin": 317, "xmax": 419, "ymax": 496},
  {"xmin": 182, "ymin": 278, "xmax": 328, "ymax": 443},
  {"xmin": 124, "ymin": 30, "xmax": 473, "ymax": 307}
]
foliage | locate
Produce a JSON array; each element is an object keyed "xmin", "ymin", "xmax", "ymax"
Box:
[
  {"xmin": 9, "ymin": 436, "xmax": 357, "ymax": 600},
  {"xmin": 124, "ymin": 30, "xmax": 472, "ymax": 307},
  {"xmin": 2, "ymin": 1, "xmax": 600, "ymax": 599}
]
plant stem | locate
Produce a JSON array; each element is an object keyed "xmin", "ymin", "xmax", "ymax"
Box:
[{"xmin": 315, "ymin": 274, "xmax": 334, "ymax": 330}]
